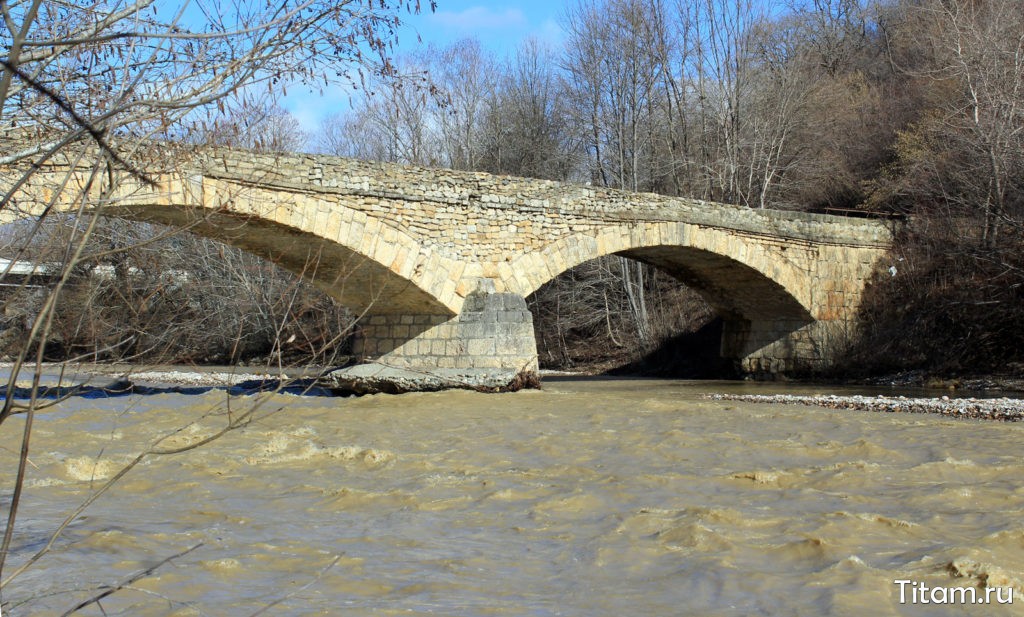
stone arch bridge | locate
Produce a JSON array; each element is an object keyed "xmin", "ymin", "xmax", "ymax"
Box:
[{"xmin": 5, "ymin": 149, "xmax": 893, "ymax": 378}]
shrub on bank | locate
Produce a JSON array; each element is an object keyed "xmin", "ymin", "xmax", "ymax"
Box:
[{"xmin": 843, "ymin": 221, "xmax": 1024, "ymax": 377}]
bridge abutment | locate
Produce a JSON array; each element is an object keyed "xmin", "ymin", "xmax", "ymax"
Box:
[{"xmin": 723, "ymin": 318, "xmax": 853, "ymax": 375}]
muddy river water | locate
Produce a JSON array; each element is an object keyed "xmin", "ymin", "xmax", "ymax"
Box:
[{"xmin": 2, "ymin": 377, "xmax": 1023, "ymax": 616}]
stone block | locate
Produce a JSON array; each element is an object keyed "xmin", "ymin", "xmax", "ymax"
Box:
[
  {"xmin": 494, "ymin": 336, "xmax": 531, "ymax": 356},
  {"xmin": 459, "ymin": 310, "xmax": 482, "ymax": 324},
  {"xmin": 467, "ymin": 338, "xmax": 496, "ymax": 356},
  {"xmin": 346, "ymin": 219, "xmax": 367, "ymax": 250},
  {"xmin": 394, "ymin": 247, "xmax": 417, "ymax": 279},
  {"xmin": 375, "ymin": 240, "xmax": 399, "ymax": 271},
  {"xmin": 469, "ymin": 355, "xmax": 505, "ymax": 369},
  {"xmin": 458, "ymin": 322, "xmax": 490, "ymax": 339},
  {"xmin": 439, "ymin": 277, "xmax": 458, "ymax": 304}
]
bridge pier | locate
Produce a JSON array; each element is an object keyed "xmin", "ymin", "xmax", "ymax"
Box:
[{"xmin": 352, "ymin": 289, "xmax": 539, "ymax": 378}]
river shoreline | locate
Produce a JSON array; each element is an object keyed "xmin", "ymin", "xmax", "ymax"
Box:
[
  {"xmin": 0, "ymin": 361, "xmax": 319, "ymax": 387},
  {"xmin": 0, "ymin": 361, "xmax": 539, "ymax": 396},
  {"xmin": 4, "ymin": 362, "xmax": 1023, "ymax": 421},
  {"xmin": 5, "ymin": 360, "xmax": 1022, "ymax": 389},
  {"xmin": 832, "ymin": 368, "xmax": 1024, "ymax": 395}
]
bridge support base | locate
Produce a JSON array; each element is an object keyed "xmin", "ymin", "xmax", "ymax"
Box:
[
  {"xmin": 348, "ymin": 291, "xmax": 539, "ymax": 390},
  {"xmin": 348, "ymin": 299, "xmax": 849, "ymax": 386},
  {"xmin": 723, "ymin": 318, "xmax": 851, "ymax": 376}
]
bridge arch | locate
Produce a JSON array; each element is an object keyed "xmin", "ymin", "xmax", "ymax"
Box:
[
  {"xmin": 102, "ymin": 174, "xmax": 463, "ymax": 318},
  {"xmin": 501, "ymin": 221, "xmax": 834, "ymax": 374},
  {"xmin": 503, "ymin": 222, "xmax": 815, "ymax": 324}
]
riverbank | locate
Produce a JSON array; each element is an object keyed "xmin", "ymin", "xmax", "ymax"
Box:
[
  {"xmin": 844, "ymin": 369, "xmax": 1024, "ymax": 394},
  {"xmin": 7, "ymin": 360, "xmax": 1023, "ymax": 391},
  {"xmin": 5, "ymin": 362, "xmax": 1024, "ymax": 421},
  {"xmin": 706, "ymin": 393, "xmax": 1024, "ymax": 422},
  {"xmin": 0, "ymin": 361, "xmax": 539, "ymax": 395},
  {"xmin": 0, "ymin": 362, "xmax": 311, "ymax": 387}
]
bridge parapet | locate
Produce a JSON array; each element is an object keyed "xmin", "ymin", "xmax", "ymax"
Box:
[{"xmin": 195, "ymin": 150, "xmax": 892, "ymax": 261}]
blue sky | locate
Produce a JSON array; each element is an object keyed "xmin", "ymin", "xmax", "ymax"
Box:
[
  {"xmin": 282, "ymin": 1, "xmax": 566, "ymax": 133},
  {"xmin": 398, "ymin": 1, "xmax": 564, "ymax": 52}
]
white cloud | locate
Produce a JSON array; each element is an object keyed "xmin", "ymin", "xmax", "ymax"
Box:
[{"xmin": 427, "ymin": 6, "xmax": 528, "ymax": 32}]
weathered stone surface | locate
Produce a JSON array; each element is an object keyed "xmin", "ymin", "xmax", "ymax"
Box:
[
  {"xmin": 320, "ymin": 363, "xmax": 540, "ymax": 395},
  {"xmin": 353, "ymin": 291, "xmax": 538, "ymax": 375},
  {"xmin": 4, "ymin": 148, "xmax": 895, "ymax": 377}
]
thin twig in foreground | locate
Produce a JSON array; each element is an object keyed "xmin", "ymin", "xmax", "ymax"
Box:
[
  {"xmin": 247, "ymin": 554, "xmax": 343, "ymax": 616},
  {"xmin": 59, "ymin": 542, "xmax": 203, "ymax": 617}
]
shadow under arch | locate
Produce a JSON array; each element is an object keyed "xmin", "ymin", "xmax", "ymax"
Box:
[
  {"xmin": 512, "ymin": 224, "xmax": 819, "ymax": 372},
  {"xmin": 617, "ymin": 245, "xmax": 815, "ymax": 373},
  {"xmin": 616, "ymin": 244, "xmax": 812, "ymax": 325}
]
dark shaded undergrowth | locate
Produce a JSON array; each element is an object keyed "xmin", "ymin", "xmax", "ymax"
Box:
[
  {"xmin": 606, "ymin": 318, "xmax": 737, "ymax": 379},
  {"xmin": 840, "ymin": 220, "xmax": 1024, "ymax": 378}
]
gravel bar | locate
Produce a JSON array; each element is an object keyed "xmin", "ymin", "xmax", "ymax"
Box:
[{"xmin": 704, "ymin": 393, "xmax": 1024, "ymax": 422}]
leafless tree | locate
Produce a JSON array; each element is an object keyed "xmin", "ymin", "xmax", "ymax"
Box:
[
  {"xmin": 887, "ymin": 0, "xmax": 1023, "ymax": 246},
  {"xmin": 793, "ymin": 0, "xmax": 872, "ymax": 76},
  {"xmin": 478, "ymin": 38, "xmax": 579, "ymax": 180},
  {"xmin": 206, "ymin": 96, "xmax": 308, "ymax": 153},
  {"xmin": 428, "ymin": 39, "xmax": 497, "ymax": 171},
  {"xmin": 563, "ymin": 0, "xmax": 668, "ymax": 192},
  {"xmin": 316, "ymin": 56, "xmax": 439, "ymax": 164}
]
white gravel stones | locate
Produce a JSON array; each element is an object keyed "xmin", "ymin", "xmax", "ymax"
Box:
[{"xmin": 704, "ymin": 393, "xmax": 1024, "ymax": 421}]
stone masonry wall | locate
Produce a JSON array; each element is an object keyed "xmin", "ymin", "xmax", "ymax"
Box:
[
  {"xmin": 354, "ymin": 292, "xmax": 538, "ymax": 373},
  {"xmin": 722, "ymin": 319, "xmax": 854, "ymax": 375},
  {"xmin": 194, "ymin": 149, "xmax": 893, "ymax": 267}
]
